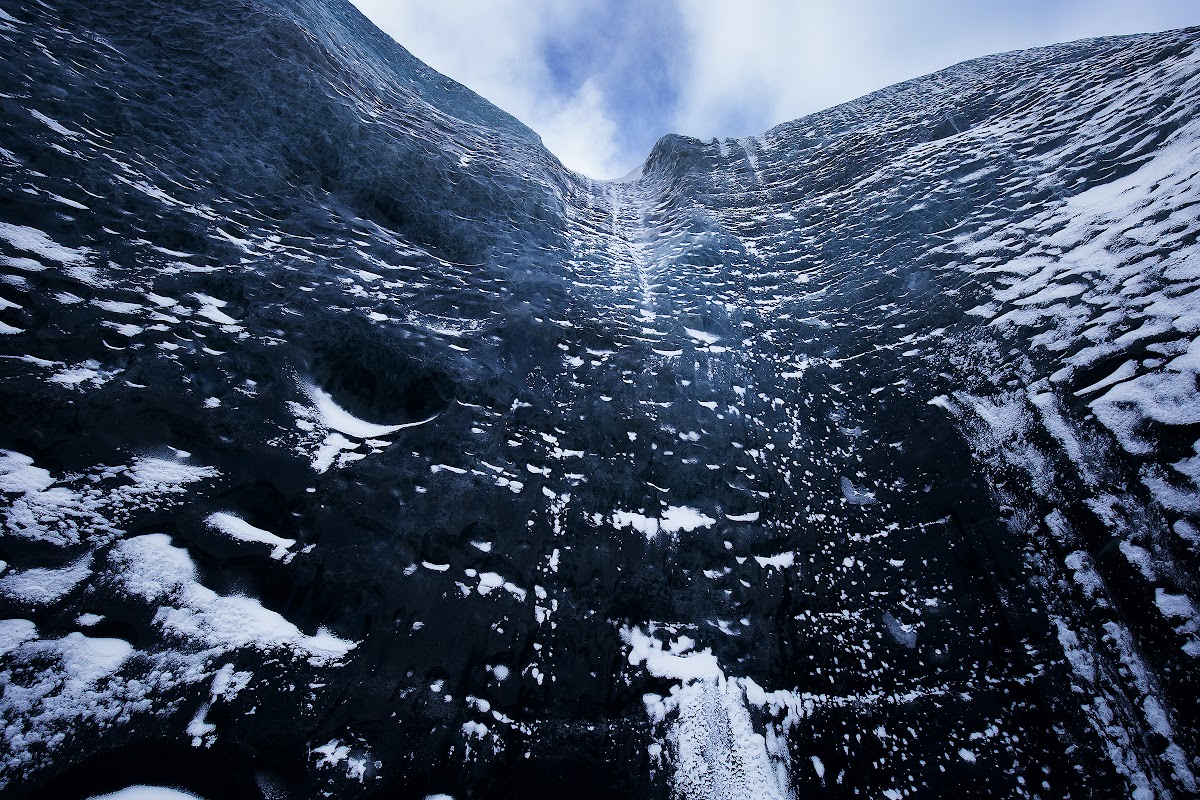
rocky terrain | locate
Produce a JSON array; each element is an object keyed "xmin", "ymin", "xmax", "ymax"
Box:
[{"xmin": 1, "ymin": 1, "xmax": 1199, "ymax": 797}]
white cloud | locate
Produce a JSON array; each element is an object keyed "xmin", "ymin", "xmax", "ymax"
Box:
[
  {"xmin": 352, "ymin": 0, "xmax": 1200, "ymax": 176},
  {"xmin": 670, "ymin": 0, "xmax": 1200, "ymax": 142},
  {"xmin": 670, "ymin": 0, "xmax": 864, "ymax": 139},
  {"xmin": 532, "ymin": 78, "xmax": 624, "ymax": 178},
  {"xmin": 350, "ymin": 0, "xmax": 626, "ymax": 176}
]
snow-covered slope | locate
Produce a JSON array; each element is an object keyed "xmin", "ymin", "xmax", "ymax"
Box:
[{"xmin": 1, "ymin": 1, "xmax": 1198, "ymax": 797}]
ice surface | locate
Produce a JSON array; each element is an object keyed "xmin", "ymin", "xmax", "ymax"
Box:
[{"xmin": 839, "ymin": 477, "xmax": 876, "ymax": 505}]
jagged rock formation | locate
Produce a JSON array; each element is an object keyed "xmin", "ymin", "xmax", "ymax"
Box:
[{"xmin": 1, "ymin": 1, "xmax": 1198, "ymax": 797}]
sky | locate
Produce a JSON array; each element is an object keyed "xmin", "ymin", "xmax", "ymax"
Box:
[{"xmin": 350, "ymin": 0, "xmax": 1200, "ymax": 179}]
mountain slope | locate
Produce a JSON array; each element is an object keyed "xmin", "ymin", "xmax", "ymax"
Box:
[{"xmin": 1, "ymin": 1, "xmax": 1198, "ymax": 798}]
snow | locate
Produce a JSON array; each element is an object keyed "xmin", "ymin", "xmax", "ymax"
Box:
[
  {"xmin": 623, "ymin": 627, "xmax": 722, "ymax": 682},
  {"xmin": 1064, "ymin": 550, "xmax": 1106, "ymax": 599},
  {"xmin": 1153, "ymin": 588, "xmax": 1199, "ymax": 655},
  {"xmin": 126, "ymin": 457, "xmax": 216, "ymax": 492},
  {"xmin": 660, "ymin": 506, "xmax": 716, "ymax": 534},
  {"xmin": 110, "ymin": 534, "xmax": 355, "ymax": 664},
  {"xmin": 187, "ymin": 703, "xmax": 216, "ymax": 746},
  {"xmin": 29, "ymin": 108, "xmax": 78, "ymax": 138},
  {"xmin": 473, "ymin": 571, "xmax": 526, "ymax": 601},
  {"xmin": 0, "ymin": 221, "xmax": 90, "ymax": 264},
  {"xmin": 0, "ymin": 625, "xmax": 160, "ymax": 782},
  {"xmin": 1154, "ymin": 589, "xmax": 1195, "ymax": 620},
  {"xmin": 1029, "ymin": 391, "xmax": 1087, "ymax": 476},
  {"xmin": 1090, "ymin": 368, "xmax": 1200, "ymax": 455},
  {"xmin": 683, "ymin": 326, "xmax": 721, "ymax": 345},
  {"xmin": 0, "ymin": 618, "xmax": 37, "ymax": 656},
  {"xmin": 313, "ymin": 738, "xmax": 369, "ymax": 782},
  {"xmin": 1052, "ymin": 617, "xmax": 1095, "ymax": 684},
  {"xmin": 753, "ymin": 552, "xmax": 794, "ymax": 570},
  {"xmin": 302, "ymin": 381, "xmax": 439, "ymax": 439},
  {"xmin": 312, "ymin": 743, "xmax": 350, "ymax": 767},
  {"xmin": 0, "ymin": 450, "xmax": 216, "ymax": 546},
  {"xmin": 926, "ymin": 394, "xmax": 958, "ymax": 414},
  {"xmin": 0, "ymin": 554, "xmax": 92, "ymax": 605},
  {"xmin": 613, "ymin": 510, "xmax": 659, "ymax": 537},
  {"xmin": 188, "ymin": 293, "xmax": 238, "ymax": 325},
  {"xmin": 2, "ymin": 255, "xmax": 46, "ymax": 272},
  {"xmin": 86, "ymin": 788, "xmax": 205, "ymax": 800},
  {"xmin": 206, "ymin": 512, "xmax": 295, "ymax": 560},
  {"xmin": 613, "ymin": 506, "xmax": 716, "ymax": 538},
  {"xmin": 49, "ymin": 361, "xmax": 119, "ymax": 388},
  {"xmin": 0, "ymin": 450, "xmax": 55, "ymax": 493},
  {"xmin": 93, "ymin": 299, "xmax": 143, "ymax": 315},
  {"xmin": 626, "ymin": 626, "xmax": 796, "ymax": 800},
  {"xmin": 54, "ymin": 631, "xmax": 134, "ymax": 686},
  {"xmin": 1119, "ymin": 541, "xmax": 1156, "ymax": 581},
  {"xmin": 462, "ymin": 720, "xmax": 488, "ymax": 738},
  {"xmin": 670, "ymin": 676, "xmax": 791, "ymax": 800},
  {"xmin": 311, "ymin": 432, "xmax": 356, "ymax": 473},
  {"xmin": 1073, "ymin": 360, "xmax": 1137, "ymax": 396}
]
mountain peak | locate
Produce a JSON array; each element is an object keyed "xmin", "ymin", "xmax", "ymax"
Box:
[{"xmin": 2, "ymin": 2, "xmax": 1199, "ymax": 798}]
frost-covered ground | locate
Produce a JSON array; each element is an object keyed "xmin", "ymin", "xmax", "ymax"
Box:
[{"xmin": 1, "ymin": 0, "xmax": 1199, "ymax": 797}]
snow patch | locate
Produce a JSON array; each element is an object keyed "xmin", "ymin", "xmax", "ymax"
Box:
[
  {"xmin": 612, "ymin": 506, "xmax": 716, "ymax": 539},
  {"xmin": 86, "ymin": 788, "xmax": 205, "ymax": 800},
  {"xmin": 110, "ymin": 534, "xmax": 354, "ymax": 665},
  {"xmin": 206, "ymin": 512, "xmax": 295, "ymax": 560}
]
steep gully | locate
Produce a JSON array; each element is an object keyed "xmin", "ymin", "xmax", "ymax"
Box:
[{"xmin": 0, "ymin": 2, "xmax": 1199, "ymax": 798}]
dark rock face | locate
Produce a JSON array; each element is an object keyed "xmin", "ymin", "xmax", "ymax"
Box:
[{"xmin": 1, "ymin": 1, "xmax": 1199, "ymax": 797}]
